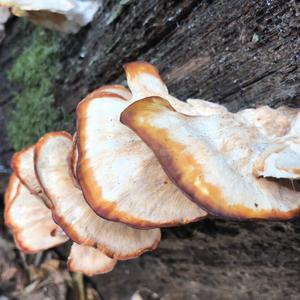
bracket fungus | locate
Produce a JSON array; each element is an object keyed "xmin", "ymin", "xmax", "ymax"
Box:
[
  {"xmin": 121, "ymin": 96, "xmax": 300, "ymax": 220},
  {"xmin": 5, "ymin": 174, "xmax": 68, "ymax": 253},
  {"xmin": 237, "ymin": 106, "xmax": 300, "ymax": 179},
  {"xmin": 5, "ymin": 142, "xmax": 116, "ymax": 276},
  {"xmin": 7, "ymin": 142, "xmax": 119, "ymax": 275},
  {"xmin": 35, "ymin": 131, "xmax": 161, "ymax": 259},
  {"xmin": 4, "ymin": 60, "xmax": 300, "ymax": 276},
  {"xmin": 76, "ymin": 89, "xmax": 206, "ymax": 229},
  {"xmin": 0, "ymin": 0, "xmax": 100, "ymax": 33}
]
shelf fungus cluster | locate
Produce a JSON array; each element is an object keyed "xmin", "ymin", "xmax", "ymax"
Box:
[
  {"xmin": 5, "ymin": 61, "xmax": 300, "ymax": 276},
  {"xmin": 0, "ymin": 0, "xmax": 100, "ymax": 33}
]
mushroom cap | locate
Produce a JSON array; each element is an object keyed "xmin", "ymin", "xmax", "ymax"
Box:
[
  {"xmin": 69, "ymin": 84, "xmax": 131, "ymax": 187},
  {"xmin": 76, "ymin": 91, "xmax": 206, "ymax": 229},
  {"xmin": 124, "ymin": 61, "xmax": 169, "ymax": 100},
  {"xmin": 11, "ymin": 145, "xmax": 42, "ymax": 195},
  {"xmin": 35, "ymin": 131, "xmax": 161, "ymax": 259},
  {"xmin": 11, "ymin": 145, "xmax": 53, "ymax": 208},
  {"xmin": 121, "ymin": 96, "xmax": 300, "ymax": 220},
  {"xmin": 124, "ymin": 61, "xmax": 226, "ymax": 116},
  {"xmin": 253, "ymin": 138, "xmax": 300, "ymax": 179},
  {"xmin": 0, "ymin": 0, "xmax": 100, "ymax": 33},
  {"xmin": 0, "ymin": 0, "xmax": 75, "ymax": 12},
  {"xmin": 237, "ymin": 106, "xmax": 300, "ymax": 179},
  {"xmin": 5, "ymin": 179, "xmax": 67, "ymax": 253},
  {"xmin": 67, "ymin": 243, "xmax": 117, "ymax": 276},
  {"xmin": 236, "ymin": 106, "xmax": 299, "ymax": 138}
]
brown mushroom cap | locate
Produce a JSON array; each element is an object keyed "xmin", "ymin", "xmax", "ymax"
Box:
[
  {"xmin": 76, "ymin": 91, "xmax": 206, "ymax": 229},
  {"xmin": 121, "ymin": 96, "xmax": 300, "ymax": 220},
  {"xmin": 67, "ymin": 243, "xmax": 117, "ymax": 276},
  {"xmin": 34, "ymin": 131, "xmax": 161, "ymax": 259},
  {"xmin": 5, "ymin": 179, "xmax": 67, "ymax": 253}
]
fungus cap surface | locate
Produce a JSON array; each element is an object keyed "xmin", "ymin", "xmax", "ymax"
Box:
[
  {"xmin": 5, "ymin": 180, "xmax": 67, "ymax": 253},
  {"xmin": 35, "ymin": 131, "xmax": 161, "ymax": 259},
  {"xmin": 11, "ymin": 145, "xmax": 52, "ymax": 208},
  {"xmin": 121, "ymin": 96, "xmax": 300, "ymax": 220},
  {"xmin": 68, "ymin": 243, "xmax": 117, "ymax": 276},
  {"xmin": 76, "ymin": 92, "xmax": 206, "ymax": 229}
]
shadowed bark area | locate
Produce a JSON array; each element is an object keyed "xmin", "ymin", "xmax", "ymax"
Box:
[
  {"xmin": 55, "ymin": 0, "xmax": 299, "ymax": 112},
  {"xmin": 0, "ymin": 0, "xmax": 299, "ymax": 299}
]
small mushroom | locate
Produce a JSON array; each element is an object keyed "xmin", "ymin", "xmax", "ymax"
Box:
[
  {"xmin": 67, "ymin": 243, "xmax": 117, "ymax": 276},
  {"xmin": 34, "ymin": 131, "xmax": 161, "ymax": 259},
  {"xmin": 0, "ymin": 0, "xmax": 100, "ymax": 33},
  {"xmin": 121, "ymin": 96, "xmax": 300, "ymax": 220},
  {"xmin": 5, "ymin": 176, "xmax": 68, "ymax": 253},
  {"xmin": 76, "ymin": 89, "xmax": 206, "ymax": 229}
]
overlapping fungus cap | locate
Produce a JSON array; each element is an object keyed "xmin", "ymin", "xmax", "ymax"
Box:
[
  {"xmin": 11, "ymin": 145, "xmax": 52, "ymax": 208},
  {"xmin": 35, "ymin": 131, "xmax": 161, "ymax": 259},
  {"xmin": 121, "ymin": 96, "xmax": 300, "ymax": 220},
  {"xmin": 0, "ymin": 0, "xmax": 100, "ymax": 33},
  {"xmin": 5, "ymin": 176, "xmax": 68, "ymax": 253},
  {"xmin": 124, "ymin": 61, "xmax": 227, "ymax": 116},
  {"xmin": 124, "ymin": 62, "xmax": 300, "ymax": 181},
  {"xmin": 69, "ymin": 84, "xmax": 131, "ymax": 186},
  {"xmin": 76, "ymin": 86, "xmax": 206, "ymax": 229},
  {"xmin": 237, "ymin": 106, "xmax": 300, "ymax": 179},
  {"xmin": 237, "ymin": 106, "xmax": 299, "ymax": 138},
  {"xmin": 7, "ymin": 142, "xmax": 117, "ymax": 275},
  {"xmin": 67, "ymin": 243, "xmax": 117, "ymax": 276}
]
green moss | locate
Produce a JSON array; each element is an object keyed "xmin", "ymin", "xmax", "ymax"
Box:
[{"xmin": 7, "ymin": 27, "xmax": 70, "ymax": 151}]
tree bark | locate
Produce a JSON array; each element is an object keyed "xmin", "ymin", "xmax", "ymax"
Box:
[{"xmin": 0, "ymin": 0, "xmax": 300, "ymax": 299}]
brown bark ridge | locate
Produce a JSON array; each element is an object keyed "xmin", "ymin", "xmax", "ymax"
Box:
[{"xmin": 0, "ymin": 0, "xmax": 299, "ymax": 299}]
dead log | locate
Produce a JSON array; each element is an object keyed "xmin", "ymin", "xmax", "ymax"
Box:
[{"xmin": 0, "ymin": 0, "xmax": 299, "ymax": 299}]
